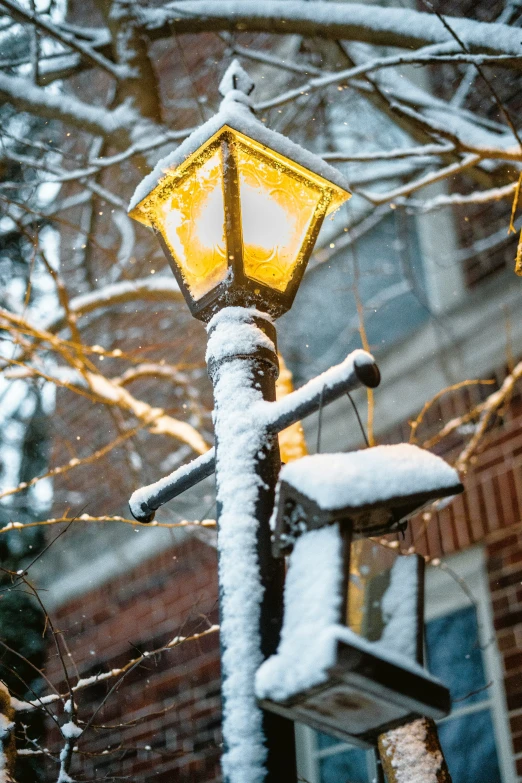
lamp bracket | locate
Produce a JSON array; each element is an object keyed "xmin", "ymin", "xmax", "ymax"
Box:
[{"xmin": 129, "ymin": 345, "xmax": 380, "ymax": 521}]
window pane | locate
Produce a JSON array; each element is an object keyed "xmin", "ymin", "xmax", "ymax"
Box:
[
  {"xmin": 317, "ymin": 732, "xmax": 345, "ymax": 751},
  {"xmin": 317, "ymin": 734, "xmax": 369, "ymax": 783},
  {"xmin": 319, "ymin": 747, "xmax": 369, "ymax": 783},
  {"xmin": 438, "ymin": 709, "xmax": 501, "ymax": 783},
  {"xmin": 426, "ymin": 605, "xmax": 488, "ymax": 705},
  {"xmin": 236, "ymin": 143, "xmax": 321, "ymax": 293},
  {"xmin": 155, "ymin": 147, "xmax": 228, "ymax": 300}
]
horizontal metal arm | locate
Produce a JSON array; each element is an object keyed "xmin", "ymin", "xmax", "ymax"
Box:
[
  {"xmin": 129, "ymin": 349, "xmax": 379, "ymax": 522},
  {"xmin": 129, "ymin": 448, "xmax": 215, "ymax": 522},
  {"xmin": 264, "ymin": 349, "xmax": 379, "ymax": 432}
]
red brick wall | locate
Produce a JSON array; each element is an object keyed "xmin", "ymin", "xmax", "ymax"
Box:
[
  {"xmin": 487, "ymin": 526, "xmax": 522, "ymax": 778},
  {"xmin": 45, "ymin": 535, "xmax": 221, "ymax": 782}
]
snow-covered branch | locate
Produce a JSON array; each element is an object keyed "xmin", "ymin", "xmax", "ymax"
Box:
[
  {"xmin": 42, "ymin": 277, "xmax": 183, "ymax": 334},
  {"xmin": 142, "ymin": 2, "xmax": 522, "ymax": 60},
  {"xmin": 0, "ymin": 0, "xmax": 124, "ymax": 79},
  {"xmin": 359, "ymin": 153, "xmax": 482, "ymax": 205},
  {"xmin": 14, "ymin": 624, "xmax": 220, "ymax": 712},
  {"xmin": 0, "ymin": 71, "xmax": 139, "ymax": 137}
]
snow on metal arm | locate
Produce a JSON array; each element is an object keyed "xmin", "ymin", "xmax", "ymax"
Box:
[{"xmin": 129, "ymin": 349, "xmax": 380, "ymax": 521}]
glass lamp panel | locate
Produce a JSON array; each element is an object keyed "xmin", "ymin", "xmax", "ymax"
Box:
[
  {"xmin": 235, "ymin": 143, "xmax": 323, "ymax": 293},
  {"xmin": 347, "ymin": 540, "xmax": 417, "ymax": 649},
  {"xmin": 153, "ymin": 146, "xmax": 228, "ymax": 300}
]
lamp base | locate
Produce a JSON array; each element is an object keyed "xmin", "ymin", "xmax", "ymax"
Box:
[{"xmin": 258, "ymin": 635, "xmax": 450, "ymax": 748}]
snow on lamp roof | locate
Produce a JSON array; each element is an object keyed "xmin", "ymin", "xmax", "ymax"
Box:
[
  {"xmin": 279, "ymin": 444, "xmax": 461, "ymax": 511},
  {"xmin": 128, "ymin": 60, "xmax": 351, "ymax": 218},
  {"xmin": 218, "ymin": 59, "xmax": 255, "ymax": 97},
  {"xmin": 271, "ymin": 443, "xmax": 463, "ymax": 552}
]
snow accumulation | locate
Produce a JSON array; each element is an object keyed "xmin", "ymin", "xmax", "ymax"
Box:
[
  {"xmin": 67, "ymin": 276, "xmax": 180, "ymax": 313},
  {"xmin": 206, "ymin": 307, "xmax": 275, "ymax": 365},
  {"xmin": 219, "ymin": 59, "xmax": 255, "ymax": 97},
  {"xmin": 206, "ymin": 308, "xmax": 274, "ymax": 783},
  {"xmin": 41, "ymin": 276, "xmax": 182, "ymax": 333},
  {"xmin": 61, "ymin": 721, "xmax": 82, "ymax": 740},
  {"xmin": 256, "ymin": 525, "xmax": 344, "ymax": 701},
  {"xmin": 278, "ymin": 443, "xmax": 460, "ymax": 510},
  {"xmin": 256, "ymin": 526, "xmax": 438, "ymax": 703},
  {"xmin": 129, "ymin": 448, "xmax": 215, "ymax": 519},
  {"xmin": 265, "ymin": 348, "xmax": 374, "ymax": 429},
  {"xmin": 149, "ymin": 2, "xmax": 522, "ymax": 58},
  {"xmin": 380, "ymin": 718, "xmax": 443, "ymax": 783},
  {"xmin": 380, "ymin": 555, "xmax": 419, "ymax": 661},
  {"xmin": 129, "ymin": 59, "xmax": 350, "ymax": 212},
  {"xmin": 0, "ymin": 71, "xmax": 136, "ymax": 137}
]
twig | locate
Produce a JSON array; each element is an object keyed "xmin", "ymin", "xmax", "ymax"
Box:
[{"xmin": 0, "ymin": 0, "xmax": 124, "ymax": 79}]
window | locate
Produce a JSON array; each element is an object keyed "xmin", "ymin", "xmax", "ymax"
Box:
[
  {"xmin": 425, "ymin": 547, "xmax": 516, "ymax": 783},
  {"xmin": 295, "ymin": 725, "xmax": 378, "ymax": 783},
  {"xmin": 296, "ymin": 546, "xmax": 516, "ymax": 783}
]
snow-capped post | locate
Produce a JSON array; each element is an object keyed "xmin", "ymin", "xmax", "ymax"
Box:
[
  {"xmin": 127, "ymin": 60, "xmax": 368, "ymax": 782},
  {"xmin": 205, "ymin": 306, "xmax": 293, "ymax": 782}
]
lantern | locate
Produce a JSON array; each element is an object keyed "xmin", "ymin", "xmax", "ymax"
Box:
[
  {"xmin": 128, "ymin": 61, "xmax": 351, "ymax": 321},
  {"xmin": 256, "ymin": 444, "xmax": 463, "ymax": 745}
]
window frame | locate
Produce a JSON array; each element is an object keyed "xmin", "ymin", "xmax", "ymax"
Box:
[
  {"xmin": 295, "ymin": 545, "xmax": 516, "ymax": 783},
  {"xmin": 425, "ymin": 546, "xmax": 516, "ymax": 783}
]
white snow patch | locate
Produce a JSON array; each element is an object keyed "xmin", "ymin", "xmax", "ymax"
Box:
[
  {"xmin": 380, "ymin": 555, "xmax": 419, "ymax": 661},
  {"xmin": 380, "ymin": 718, "xmax": 443, "ymax": 783},
  {"xmin": 61, "ymin": 721, "xmax": 82, "ymax": 739},
  {"xmin": 278, "ymin": 444, "xmax": 459, "ymax": 511},
  {"xmin": 206, "ymin": 307, "xmax": 275, "ymax": 364},
  {"xmin": 265, "ymin": 348, "xmax": 374, "ymax": 432},
  {"xmin": 255, "ymin": 525, "xmax": 344, "ymax": 701},
  {"xmin": 256, "ymin": 527, "xmax": 439, "ymax": 703}
]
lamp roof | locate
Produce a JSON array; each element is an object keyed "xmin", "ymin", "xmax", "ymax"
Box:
[
  {"xmin": 128, "ymin": 60, "xmax": 351, "ymax": 219},
  {"xmin": 277, "ymin": 444, "xmax": 461, "ymax": 512}
]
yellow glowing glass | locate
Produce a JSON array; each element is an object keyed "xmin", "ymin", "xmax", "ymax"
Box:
[
  {"xmin": 347, "ymin": 539, "xmax": 399, "ymax": 639},
  {"xmin": 235, "ymin": 143, "xmax": 322, "ymax": 292},
  {"xmin": 130, "ymin": 125, "xmax": 351, "ymax": 306},
  {"xmin": 152, "ymin": 147, "xmax": 228, "ymax": 300}
]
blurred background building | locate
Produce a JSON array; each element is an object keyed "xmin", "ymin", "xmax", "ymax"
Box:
[{"xmin": 1, "ymin": 0, "xmax": 522, "ymax": 781}]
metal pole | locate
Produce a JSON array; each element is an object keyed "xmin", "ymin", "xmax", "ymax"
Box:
[{"xmin": 206, "ymin": 307, "xmax": 297, "ymax": 783}]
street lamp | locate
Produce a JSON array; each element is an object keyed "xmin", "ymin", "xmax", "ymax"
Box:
[
  {"xmin": 128, "ymin": 60, "xmax": 351, "ymax": 322},
  {"xmin": 128, "ymin": 60, "xmax": 369, "ymax": 783}
]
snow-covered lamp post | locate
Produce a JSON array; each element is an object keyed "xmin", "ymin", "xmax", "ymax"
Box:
[{"xmin": 127, "ymin": 61, "xmax": 379, "ymax": 783}]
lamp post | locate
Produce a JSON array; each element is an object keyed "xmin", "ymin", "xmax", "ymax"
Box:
[{"xmin": 127, "ymin": 60, "xmax": 373, "ymax": 783}]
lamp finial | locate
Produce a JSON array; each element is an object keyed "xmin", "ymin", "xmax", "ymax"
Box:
[{"xmin": 219, "ymin": 59, "xmax": 255, "ymax": 99}]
